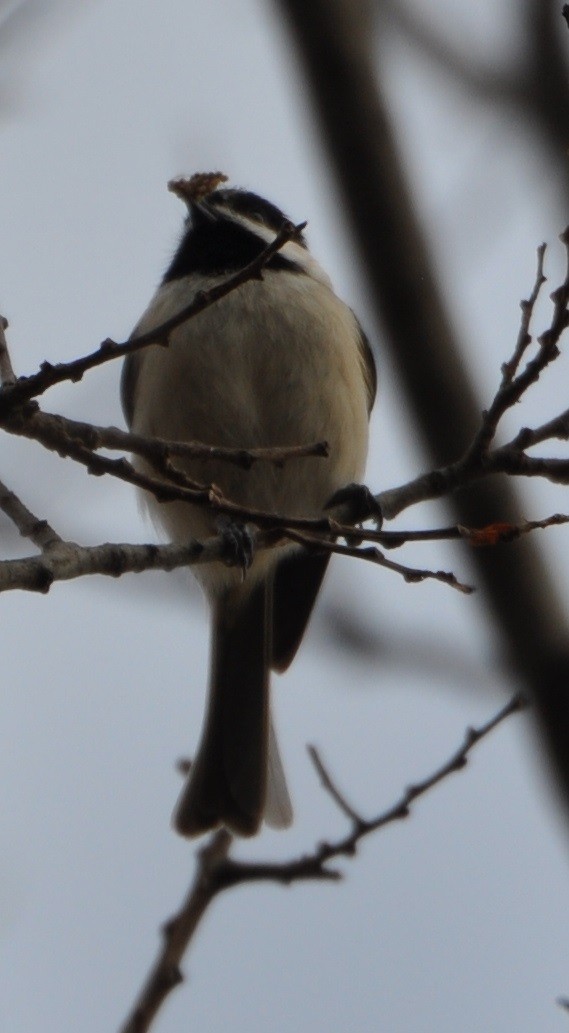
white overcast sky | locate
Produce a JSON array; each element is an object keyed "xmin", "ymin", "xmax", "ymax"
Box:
[{"xmin": 2, "ymin": 2, "xmax": 569, "ymax": 1032}]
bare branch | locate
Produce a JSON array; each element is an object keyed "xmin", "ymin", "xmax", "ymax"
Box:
[
  {"xmin": 2, "ymin": 408, "xmax": 342, "ymax": 534},
  {"xmin": 119, "ymin": 693, "xmax": 525, "ymax": 1032},
  {"xmin": 4, "ymin": 406, "xmax": 569, "ymax": 598},
  {"xmin": 378, "ymin": 449, "xmax": 569, "ymax": 520}
]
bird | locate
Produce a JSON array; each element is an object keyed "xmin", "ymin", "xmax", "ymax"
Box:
[{"xmin": 121, "ymin": 173, "xmax": 376, "ymax": 837}]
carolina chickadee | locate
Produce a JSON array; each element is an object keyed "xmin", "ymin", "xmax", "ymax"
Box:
[{"xmin": 121, "ymin": 179, "xmax": 376, "ymax": 836}]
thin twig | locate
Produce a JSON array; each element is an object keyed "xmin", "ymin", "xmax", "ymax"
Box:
[
  {"xmin": 307, "ymin": 745, "xmax": 364, "ymax": 825},
  {"xmin": 465, "ymin": 239, "xmax": 557, "ymax": 459},
  {"xmin": 0, "ymin": 315, "xmax": 16, "ymax": 386},
  {"xmin": 458, "ymin": 513, "xmax": 569, "ymax": 545},
  {"xmin": 509, "ymin": 408, "xmax": 569, "ymax": 450},
  {"xmin": 500, "ymin": 242, "xmax": 546, "ymax": 383}
]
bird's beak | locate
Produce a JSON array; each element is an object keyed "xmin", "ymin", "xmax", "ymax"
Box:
[{"xmin": 190, "ymin": 197, "xmax": 219, "ymax": 224}]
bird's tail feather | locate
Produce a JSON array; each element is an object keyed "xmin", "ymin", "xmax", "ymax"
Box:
[
  {"xmin": 173, "ymin": 580, "xmax": 291, "ymax": 837},
  {"xmin": 265, "ymin": 716, "xmax": 293, "ymax": 829}
]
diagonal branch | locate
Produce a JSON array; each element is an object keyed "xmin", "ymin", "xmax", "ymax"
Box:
[
  {"xmin": 0, "ymin": 217, "xmax": 305, "ymax": 411},
  {"xmin": 0, "ymin": 476, "xmax": 62, "ymax": 550},
  {"xmin": 118, "ymin": 830, "xmax": 233, "ymax": 1033}
]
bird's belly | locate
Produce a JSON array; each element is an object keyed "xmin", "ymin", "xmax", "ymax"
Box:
[{"xmin": 130, "ymin": 273, "xmax": 371, "ymax": 577}]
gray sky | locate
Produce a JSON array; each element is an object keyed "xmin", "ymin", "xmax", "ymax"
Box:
[{"xmin": 1, "ymin": 2, "xmax": 569, "ymax": 1031}]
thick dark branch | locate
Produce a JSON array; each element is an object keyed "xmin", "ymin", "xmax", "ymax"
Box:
[
  {"xmin": 277, "ymin": 0, "xmax": 569, "ymax": 815},
  {"xmin": 383, "ymin": 1, "xmax": 569, "ymax": 204}
]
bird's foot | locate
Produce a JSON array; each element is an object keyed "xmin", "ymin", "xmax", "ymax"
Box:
[
  {"xmin": 216, "ymin": 517, "xmax": 255, "ymax": 578},
  {"xmin": 325, "ymin": 482, "xmax": 383, "ymax": 528}
]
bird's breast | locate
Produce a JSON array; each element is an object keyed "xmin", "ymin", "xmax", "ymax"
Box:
[{"xmin": 129, "ymin": 270, "xmax": 371, "ymax": 545}]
